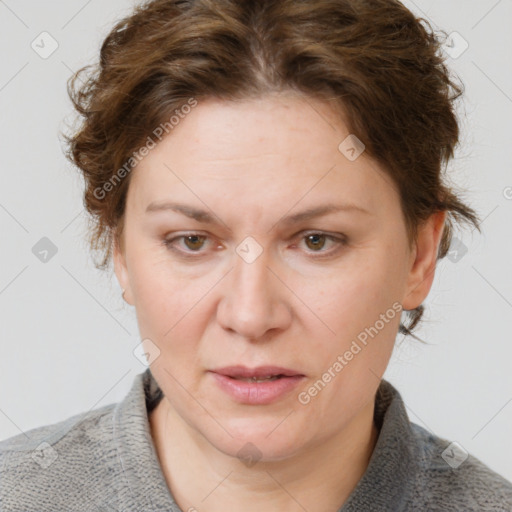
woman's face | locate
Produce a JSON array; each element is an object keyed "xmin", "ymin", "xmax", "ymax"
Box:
[{"xmin": 114, "ymin": 93, "xmax": 441, "ymax": 461}]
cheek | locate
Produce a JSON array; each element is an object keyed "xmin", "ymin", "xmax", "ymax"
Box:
[
  {"xmin": 127, "ymin": 255, "xmax": 185, "ymax": 338},
  {"xmin": 296, "ymin": 249, "xmax": 403, "ymax": 381},
  {"xmin": 128, "ymin": 235, "xmax": 219, "ymax": 301},
  {"xmin": 128, "ymin": 262, "xmax": 218, "ymax": 369},
  {"xmin": 310, "ymin": 255, "xmax": 402, "ymax": 333}
]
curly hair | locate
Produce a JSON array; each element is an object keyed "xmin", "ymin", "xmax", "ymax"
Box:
[{"xmin": 63, "ymin": 0, "xmax": 480, "ymax": 340}]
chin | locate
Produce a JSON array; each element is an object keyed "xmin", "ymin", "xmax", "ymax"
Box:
[{"xmin": 204, "ymin": 418, "xmax": 307, "ymax": 463}]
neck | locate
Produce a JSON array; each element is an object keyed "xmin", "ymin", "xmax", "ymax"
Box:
[{"xmin": 149, "ymin": 397, "xmax": 379, "ymax": 512}]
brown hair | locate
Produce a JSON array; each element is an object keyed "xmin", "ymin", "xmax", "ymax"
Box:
[{"xmin": 64, "ymin": 0, "xmax": 480, "ymax": 340}]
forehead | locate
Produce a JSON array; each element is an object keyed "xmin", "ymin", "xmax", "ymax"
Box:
[
  {"xmin": 154, "ymin": 93, "xmax": 348, "ymax": 162},
  {"xmin": 127, "ymin": 94, "xmax": 398, "ymax": 217}
]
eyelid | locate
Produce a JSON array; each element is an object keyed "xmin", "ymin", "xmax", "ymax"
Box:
[{"xmin": 300, "ymin": 230, "xmax": 347, "ymax": 242}]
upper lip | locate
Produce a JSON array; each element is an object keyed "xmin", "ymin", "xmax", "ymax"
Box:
[{"xmin": 211, "ymin": 365, "xmax": 304, "ymax": 378}]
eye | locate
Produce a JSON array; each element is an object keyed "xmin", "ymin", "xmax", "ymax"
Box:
[
  {"xmin": 162, "ymin": 231, "xmax": 347, "ymax": 258},
  {"xmin": 163, "ymin": 233, "xmax": 211, "ymax": 254},
  {"xmin": 298, "ymin": 231, "xmax": 347, "ymax": 257}
]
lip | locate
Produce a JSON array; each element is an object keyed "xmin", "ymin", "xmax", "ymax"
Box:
[
  {"xmin": 211, "ymin": 365, "xmax": 304, "ymax": 379},
  {"xmin": 209, "ymin": 366, "xmax": 305, "ymax": 405}
]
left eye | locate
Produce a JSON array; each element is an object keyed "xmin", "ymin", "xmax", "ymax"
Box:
[
  {"xmin": 300, "ymin": 232, "xmax": 344, "ymax": 253},
  {"xmin": 162, "ymin": 232, "xmax": 346, "ymax": 256}
]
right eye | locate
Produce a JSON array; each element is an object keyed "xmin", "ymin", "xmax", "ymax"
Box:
[{"xmin": 162, "ymin": 233, "xmax": 211, "ymax": 254}]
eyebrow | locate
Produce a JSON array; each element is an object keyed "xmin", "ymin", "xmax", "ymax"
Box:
[{"xmin": 145, "ymin": 201, "xmax": 372, "ymax": 226}]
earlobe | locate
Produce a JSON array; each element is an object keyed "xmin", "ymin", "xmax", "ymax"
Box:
[
  {"xmin": 112, "ymin": 236, "xmax": 133, "ymax": 305},
  {"xmin": 402, "ymin": 211, "xmax": 446, "ymax": 311}
]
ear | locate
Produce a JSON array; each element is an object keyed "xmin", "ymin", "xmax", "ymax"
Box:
[
  {"xmin": 112, "ymin": 234, "xmax": 134, "ymax": 306},
  {"xmin": 402, "ymin": 210, "xmax": 446, "ymax": 311}
]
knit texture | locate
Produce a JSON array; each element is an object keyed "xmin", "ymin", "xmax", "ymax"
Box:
[{"xmin": 1, "ymin": 369, "xmax": 511, "ymax": 511}]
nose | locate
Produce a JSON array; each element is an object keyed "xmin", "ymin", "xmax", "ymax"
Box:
[{"xmin": 216, "ymin": 247, "xmax": 292, "ymax": 341}]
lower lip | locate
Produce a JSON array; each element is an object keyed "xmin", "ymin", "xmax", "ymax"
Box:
[{"xmin": 210, "ymin": 373, "xmax": 305, "ymax": 405}]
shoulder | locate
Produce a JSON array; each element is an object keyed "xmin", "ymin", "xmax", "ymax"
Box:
[
  {"xmin": 409, "ymin": 422, "xmax": 512, "ymax": 511},
  {"xmin": 0, "ymin": 402, "xmax": 118, "ymax": 511}
]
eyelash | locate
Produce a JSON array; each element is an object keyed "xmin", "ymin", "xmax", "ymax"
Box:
[{"xmin": 162, "ymin": 231, "xmax": 348, "ymax": 259}]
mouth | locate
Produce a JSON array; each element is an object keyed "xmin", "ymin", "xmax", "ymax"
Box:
[
  {"xmin": 227, "ymin": 375, "xmax": 284, "ymax": 382},
  {"xmin": 209, "ymin": 365, "xmax": 305, "ymax": 405},
  {"xmin": 210, "ymin": 365, "xmax": 305, "ymax": 380}
]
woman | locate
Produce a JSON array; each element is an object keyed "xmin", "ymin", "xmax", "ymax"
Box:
[{"xmin": 1, "ymin": 0, "xmax": 511, "ymax": 510}]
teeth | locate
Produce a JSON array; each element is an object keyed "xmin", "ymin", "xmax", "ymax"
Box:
[{"xmin": 234, "ymin": 375, "xmax": 281, "ymax": 382}]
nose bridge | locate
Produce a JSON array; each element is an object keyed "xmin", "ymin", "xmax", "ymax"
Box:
[
  {"xmin": 217, "ymin": 243, "xmax": 289, "ymax": 339},
  {"xmin": 234, "ymin": 246, "xmax": 271, "ymax": 297}
]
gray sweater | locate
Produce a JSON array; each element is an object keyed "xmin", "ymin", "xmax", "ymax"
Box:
[{"xmin": 1, "ymin": 368, "xmax": 511, "ymax": 511}]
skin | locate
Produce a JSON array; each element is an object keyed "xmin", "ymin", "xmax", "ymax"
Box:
[{"xmin": 113, "ymin": 92, "xmax": 446, "ymax": 512}]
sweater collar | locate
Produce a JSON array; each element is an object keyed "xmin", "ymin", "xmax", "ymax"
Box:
[
  {"xmin": 113, "ymin": 369, "xmax": 418, "ymax": 511},
  {"xmin": 112, "ymin": 369, "xmax": 180, "ymax": 511},
  {"xmin": 339, "ymin": 379, "xmax": 419, "ymax": 511}
]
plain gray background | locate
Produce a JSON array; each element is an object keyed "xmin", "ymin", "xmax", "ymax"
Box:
[{"xmin": 1, "ymin": 0, "xmax": 511, "ymax": 481}]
